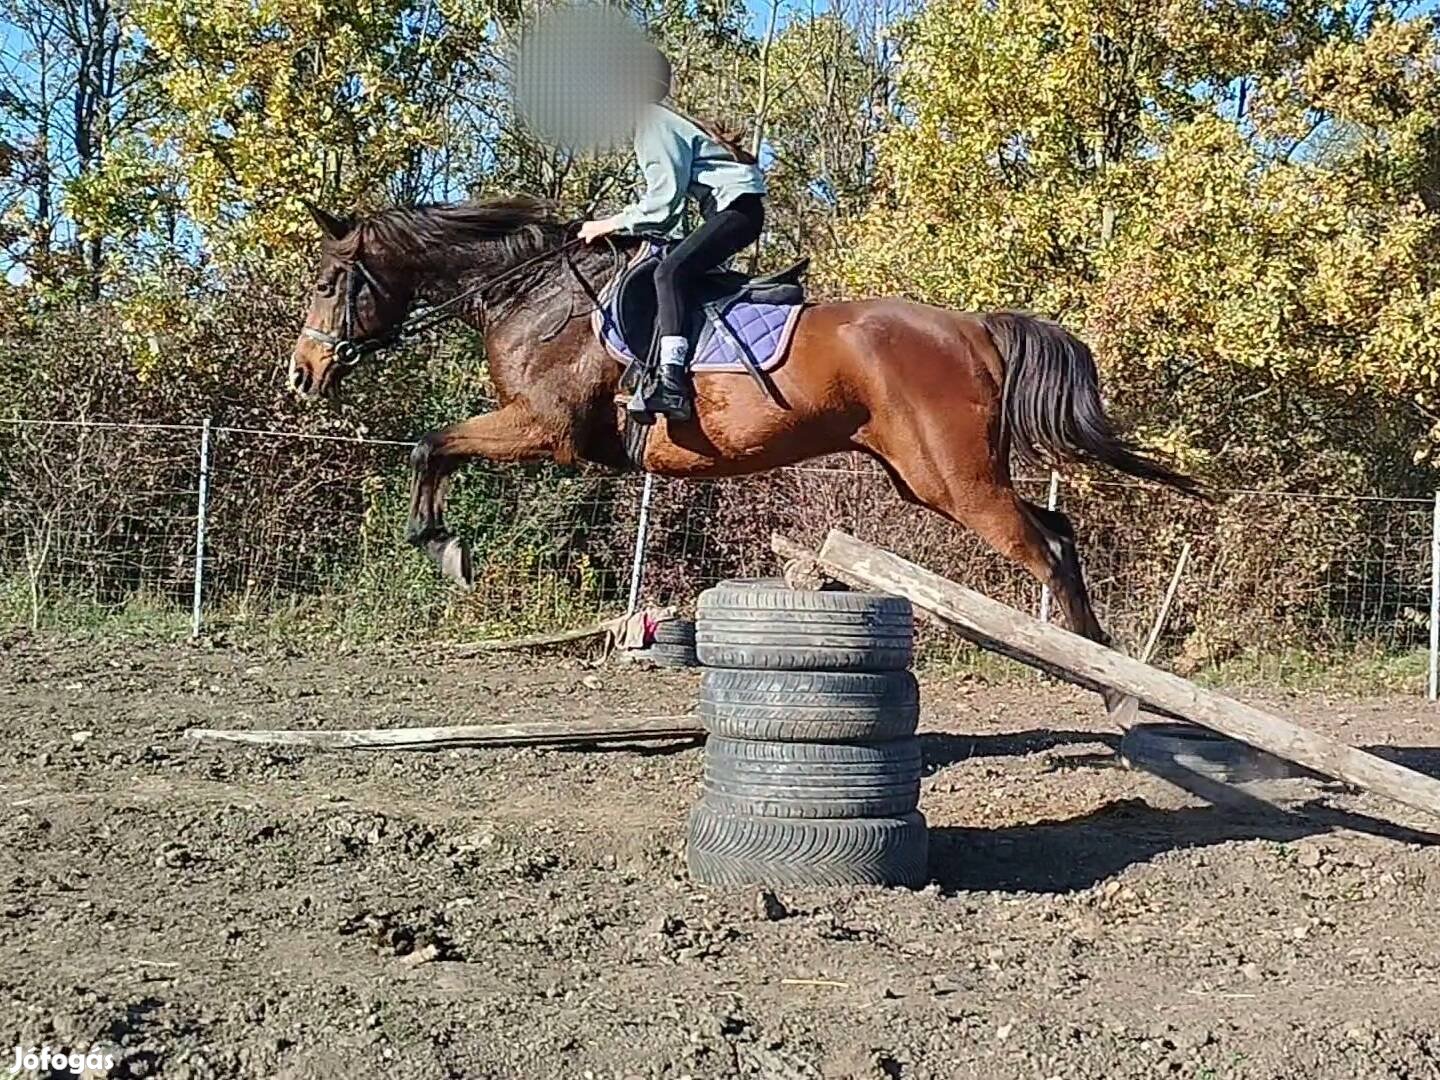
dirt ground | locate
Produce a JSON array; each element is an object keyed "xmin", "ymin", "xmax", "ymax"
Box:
[{"xmin": 2, "ymin": 635, "xmax": 1440, "ymax": 1080}]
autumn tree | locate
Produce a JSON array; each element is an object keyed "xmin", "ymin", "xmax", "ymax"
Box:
[
  {"xmin": 840, "ymin": 0, "xmax": 1440, "ymax": 487},
  {"xmin": 755, "ymin": 0, "xmax": 911, "ymax": 265},
  {"xmin": 127, "ymin": 0, "xmax": 519, "ymax": 266},
  {"xmin": 0, "ymin": 0, "xmax": 153, "ymax": 293}
]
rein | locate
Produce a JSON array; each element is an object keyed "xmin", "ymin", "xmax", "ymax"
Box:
[{"xmin": 302, "ymin": 235, "xmax": 599, "ymax": 367}]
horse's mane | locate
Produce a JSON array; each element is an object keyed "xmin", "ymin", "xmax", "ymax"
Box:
[{"xmin": 333, "ymin": 196, "xmax": 563, "ymax": 268}]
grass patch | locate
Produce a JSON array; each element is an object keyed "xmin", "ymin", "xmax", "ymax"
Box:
[
  {"xmin": 1190, "ymin": 645, "xmax": 1427, "ymax": 696},
  {"xmin": 1, "ymin": 564, "xmax": 1430, "ymax": 699},
  {"xmin": 0, "ymin": 575, "xmax": 191, "ymax": 639}
]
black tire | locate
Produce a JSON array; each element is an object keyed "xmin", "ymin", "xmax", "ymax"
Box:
[
  {"xmin": 699, "ymin": 669, "xmax": 918, "ymax": 742},
  {"xmin": 653, "ymin": 618, "xmax": 696, "ymax": 645},
  {"xmin": 651, "ymin": 618, "xmax": 698, "ymax": 667},
  {"xmin": 1121, "ymin": 723, "xmax": 1310, "ymax": 784},
  {"xmin": 696, "ymin": 579, "xmax": 913, "ymax": 672},
  {"xmin": 703, "ymin": 736, "xmax": 921, "ymax": 818},
  {"xmin": 686, "ymin": 799, "xmax": 928, "ymax": 888},
  {"xmin": 651, "ymin": 643, "xmax": 699, "ymax": 668}
]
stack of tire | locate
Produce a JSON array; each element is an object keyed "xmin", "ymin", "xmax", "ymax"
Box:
[{"xmin": 685, "ymin": 579, "xmax": 928, "ymax": 888}]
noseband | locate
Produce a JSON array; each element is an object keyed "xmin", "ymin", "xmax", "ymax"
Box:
[{"xmin": 299, "ymin": 236, "xmax": 606, "ymax": 369}]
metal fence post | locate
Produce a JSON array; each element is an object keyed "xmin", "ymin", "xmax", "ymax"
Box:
[
  {"xmin": 626, "ymin": 473, "xmax": 656, "ymax": 615},
  {"xmin": 1038, "ymin": 469, "xmax": 1061, "ymax": 622},
  {"xmin": 191, "ymin": 418, "xmax": 212, "ymax": 639},
  {"xmin": 1430, "ymin": 489, "xmax": 1439, "ymax": 701}
]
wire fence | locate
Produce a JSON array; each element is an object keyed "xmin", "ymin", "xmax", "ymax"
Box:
[
  {"xmin": 630, "ymin": 466, "xmax": 1437, "ymax": 684},
  {"xmin": 2, "ymin": 416, "xmax": 1436, "ymax": 695}
]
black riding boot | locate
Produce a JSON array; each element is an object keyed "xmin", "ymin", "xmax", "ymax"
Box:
[{"xmin": 633, "ymin": 336, "xmax": 692, "ymax": 423}]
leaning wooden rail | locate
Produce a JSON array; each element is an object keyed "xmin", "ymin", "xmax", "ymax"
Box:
[{"xmin": 776, "ymin": 528, "xmax": 1440, "ymax": 823}]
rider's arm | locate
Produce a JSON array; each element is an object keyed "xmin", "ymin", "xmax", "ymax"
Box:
[{"xmin": 615, "ymin": 109, "xmax": 693, "ymax": 233}]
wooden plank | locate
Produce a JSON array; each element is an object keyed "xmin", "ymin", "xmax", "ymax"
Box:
[
  {"xmin": 188, "ymin": 714, "xmax": 704, "ymax": 752},
  {"xmin": 815, "ymin": 528, "xmax": 1440, "ymax": 821},
  {"xmin": 772, "ymin": 534, "xmax": 1184, "ymax": 723},
  {"xmin": 450, "ymin": 617, "xmax": 621, "ymax": 657}
]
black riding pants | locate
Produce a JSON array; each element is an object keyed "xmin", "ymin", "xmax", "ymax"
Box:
[{"xmin": 654, "ymin": 194, "xmax": 765, "ymax": 345}]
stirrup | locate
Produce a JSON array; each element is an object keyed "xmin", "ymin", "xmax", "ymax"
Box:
[{"xmin": 626, "ymin": 387, "xmax": 657, "ymax": 427}]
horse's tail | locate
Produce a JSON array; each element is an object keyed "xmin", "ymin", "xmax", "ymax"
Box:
[{"xmin": 983, "ymin": 311, "xmax": 1208, "ymax": 500}]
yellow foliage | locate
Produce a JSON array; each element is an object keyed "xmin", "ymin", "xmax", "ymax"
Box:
[
  {"xmin": 130, "ymin": 0, "xmax": 497, "ymax": 263},
  {"xmin": 839, "ymin": 0, "xmax": 1440, "ymax": 468}
]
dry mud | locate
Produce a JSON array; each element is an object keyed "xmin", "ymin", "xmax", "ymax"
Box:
[{"xmin": 2, "ymin": 637, "xmax": 1438, "ymax": 1079}]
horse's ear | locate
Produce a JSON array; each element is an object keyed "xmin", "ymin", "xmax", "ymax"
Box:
[{"xmin": 302, "ymin": 199, "xmax": 353, "ymax": 241}]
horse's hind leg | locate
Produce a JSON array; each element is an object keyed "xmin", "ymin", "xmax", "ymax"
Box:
[
  {"xmin": 1018, "ymin": 503, "xmax": 1146, "ymax": 719},
  {"xmin": 895, "ymin": 469, "xmax": 1137, "ymax": 716},
  {"xmin": 871, "ymin": 450, "xmax": 1109, "ymax": 643},
  {"xmin": 1018, "ymin": 500, "xmax": 1109, "ymax": 645},
  {"xmin": 953, "ymin": 489, "xmax": 1109, "ymax": 644}
]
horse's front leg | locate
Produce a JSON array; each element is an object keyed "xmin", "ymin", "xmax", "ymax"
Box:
[{"xmin": 407, "ymin": 404, "xmax": 555, "ymax": 587}]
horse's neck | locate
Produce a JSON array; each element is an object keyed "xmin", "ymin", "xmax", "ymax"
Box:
[
  {"xmin": 416, "ymin": 239, "xmax": 620, "ymax": 325},
  {"xmin": 411, "ymin": 249, "xmax": 488, "ymax": 309},
  {"xmin": 480, "ymin": 244, "xmax": 622, "ymax": 400}
]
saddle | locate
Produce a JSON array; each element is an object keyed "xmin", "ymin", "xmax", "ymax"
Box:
[{"xmin": 599, "ymin": 241, "xmax": 809, "ymax": 384}]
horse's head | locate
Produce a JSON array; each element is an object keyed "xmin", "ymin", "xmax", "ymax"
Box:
[
  {"xmin": 290, "ymin": 196, "xmax": 564, "ymax": 397},
  {"xmin": 289, "ymin": 202, "xmax": 414, "ymax": 398}
]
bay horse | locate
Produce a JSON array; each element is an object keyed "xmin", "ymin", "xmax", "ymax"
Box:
[{"xmin": 288, "ymin": 196, "xmax": 1203, "ymax": 658}]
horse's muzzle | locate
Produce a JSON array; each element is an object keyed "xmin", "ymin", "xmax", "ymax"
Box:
[{"xmin": 290, "ymin": 354, "xmax": 330, "ymax": 399}]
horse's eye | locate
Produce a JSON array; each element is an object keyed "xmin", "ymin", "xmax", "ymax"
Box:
[{"xmin": 315, "ymin": 280, "xmax": 336, "ymax": 297}]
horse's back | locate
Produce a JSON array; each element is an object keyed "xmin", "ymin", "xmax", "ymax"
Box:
[
  {"xmin": 639, "ymin": 295, "xmax": 1003, "ymax": 476},
  {"xmin": 786, "ymin": 296, "xmax": 1003, "ymax": 396}
]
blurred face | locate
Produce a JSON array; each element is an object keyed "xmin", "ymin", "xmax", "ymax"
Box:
[
  {"xmin": 288, "ymin": 205, "xmax": 401, "ymax": 398},
  {"xmin": 512, "ymin": 7, "xmax": 664, "ymax": 150}
]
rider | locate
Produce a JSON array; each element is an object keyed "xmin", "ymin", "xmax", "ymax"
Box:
[{"xmin": 578, "ymin": 46, "xmax": 767, "ymax": 423}]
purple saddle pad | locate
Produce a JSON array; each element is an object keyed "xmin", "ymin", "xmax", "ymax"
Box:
[{"xmin": 591, "ymin": 260, "xmax": 802, "ymax": 374}]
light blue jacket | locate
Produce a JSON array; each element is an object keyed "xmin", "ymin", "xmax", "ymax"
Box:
[{"xmin": 615, "ymin": 105, "xmax": 767, "ymax": 238}]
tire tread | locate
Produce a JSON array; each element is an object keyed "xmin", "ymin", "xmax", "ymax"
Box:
[
  {"xmin": 703, "ymin": 736, "xmax": 921, "ymax": 818},
  {"xmin": 696, "ymin": 580, "xmax": 914, "ymax": 672},
  {"xmin": 686, "ymin": 801, "xmax": 928, "ymax": 887}
]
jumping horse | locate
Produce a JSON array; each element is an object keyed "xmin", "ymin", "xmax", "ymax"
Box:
[{"xmin": 288, "ymin": 196, "xmax": 1204, "ymax": 667}]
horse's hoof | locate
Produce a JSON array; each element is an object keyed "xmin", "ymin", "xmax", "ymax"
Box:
[{"xmin": 427, "ymin": 536, "xmax": 474, "ymax": 591}]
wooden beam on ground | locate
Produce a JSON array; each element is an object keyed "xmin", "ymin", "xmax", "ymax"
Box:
[
  {"xmin": 450, "ymin": 617, "xmax": 621, "ymax": 657},
  {"xmin": 187, "ymin": 714, "xmax": 704, "ymax": 752},
  {"xmin": 807, "ymin": 528, "xmax": 1440, "ymax": 822}
]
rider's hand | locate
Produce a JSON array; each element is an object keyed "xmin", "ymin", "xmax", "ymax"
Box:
[{"xmin": 579, "ymin": 217, "xmax": 621, "ymax": 244}]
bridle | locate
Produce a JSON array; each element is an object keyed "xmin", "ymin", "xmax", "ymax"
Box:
[
  {"xmin": 300, "ymin": 233, "xmax": 617, "ymax": 369},
  {"xmin": 300, "ymin": 258, "xmax": 399, "ymax": 368}
]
